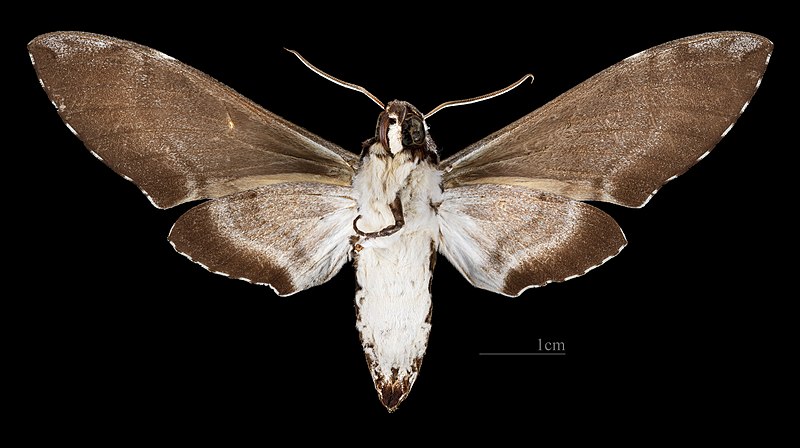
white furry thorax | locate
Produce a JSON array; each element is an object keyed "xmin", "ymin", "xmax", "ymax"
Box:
[{"xmin": 351, "ymin": 141, "xmax": 442, "ymax": 235}]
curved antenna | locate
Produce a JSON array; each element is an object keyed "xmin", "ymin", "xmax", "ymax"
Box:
[
  {"xmin": 424, "ymin": 74, "xmax": 534, "ymax": 119},
  {"xmin": 285, "ymin": 49, "xmax": 385, "ymax": 110}
]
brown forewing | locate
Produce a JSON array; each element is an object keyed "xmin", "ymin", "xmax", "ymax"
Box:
[
  {"xmin": 441, "ymin": 32, "xmax": 772, "ymax": 208},
  {"xmin": 29, "ymin": 32, "xmax": 359, "ymax": 209}
]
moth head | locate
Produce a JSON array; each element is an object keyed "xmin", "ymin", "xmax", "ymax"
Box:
[{"xmin": 377, "ymin": 101, "xmax": 428, "ymax": 155}]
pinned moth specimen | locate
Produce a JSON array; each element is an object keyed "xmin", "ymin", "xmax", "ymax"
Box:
[{"xmin": 28, "ymin": 31, "xmax": 771, "ymax": 411}]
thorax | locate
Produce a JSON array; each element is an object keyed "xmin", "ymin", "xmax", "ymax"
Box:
[{"xmin": 352, "ymin": 142, "xmax": 442, "ymax": 235}]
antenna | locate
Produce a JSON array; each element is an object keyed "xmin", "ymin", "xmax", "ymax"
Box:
[
  {"xmin": 285, "ymin": 49, "xmax": 385, "ymax": 110},
  {"xmin": 424, "ymin": 74, "xmax": 534, "ymax": 119}
]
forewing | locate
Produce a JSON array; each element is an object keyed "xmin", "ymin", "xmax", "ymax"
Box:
[
  {"xmin": 441, "ymin": 32, "xmax": 772, "ymax": 208},
  {"xmin": 438, "ymin": 184, "xmax": 627, "ymax": 297},
  {"xmin": 29, "ymin": 32, "xmax": 358, "ymax": 209},
  {"xmin": 168, "ymin": 182, "xmax": 357, "ymax": 296}
]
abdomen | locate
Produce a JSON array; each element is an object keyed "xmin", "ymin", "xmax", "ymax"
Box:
[{"xmin": 353, "ymin": 219, "xmax": 437, "ymax": 411}]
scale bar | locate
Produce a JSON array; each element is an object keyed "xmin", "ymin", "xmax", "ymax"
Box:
[{"xmin": 479, "ymin": 352, "xmax": 565, "ymax": 356}]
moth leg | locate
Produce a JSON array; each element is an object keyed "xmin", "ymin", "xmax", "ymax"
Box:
[{"xmin": 353, "ymin": 193, "xmax": 405, "ymax": 239}]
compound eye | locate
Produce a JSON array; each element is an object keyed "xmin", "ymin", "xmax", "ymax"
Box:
[{"xmin": 401, "ymin": 116, "xmax": 425, "ymax": 146}]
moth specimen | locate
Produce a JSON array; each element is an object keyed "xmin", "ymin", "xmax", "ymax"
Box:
[{"xmin": 29, "ymin": 31, "xmax": 771, "ymax": 411}]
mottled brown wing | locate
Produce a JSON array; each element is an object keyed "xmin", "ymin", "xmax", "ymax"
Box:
[
  {"xmin": 168, "ymin": 182, "xmax": 358, "ymax": 296},
  {"xmin": 28, "ymin": 32, "xmax": 358, "ymax": 209},
  {"xmin": 440, "ymin": 32, "xmax": 772, "ymax": 208},
  {"xmin": 437, "ymin": 184, "xmax": 627, "ymax": 297}
]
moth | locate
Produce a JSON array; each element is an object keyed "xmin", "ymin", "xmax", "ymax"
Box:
[{"xmin": 29, "ymin": 31, "xmax": 771, "ymax": 411}]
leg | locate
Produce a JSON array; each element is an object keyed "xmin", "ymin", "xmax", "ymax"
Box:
[{"xmin": 353, "ymin": 193, "xmax": 405, "ymax": 239}]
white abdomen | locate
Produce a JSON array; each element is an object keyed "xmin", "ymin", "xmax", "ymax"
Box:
[{"xmin": 351, "ymin": 150, "xmax": 441, "ymax": 411}]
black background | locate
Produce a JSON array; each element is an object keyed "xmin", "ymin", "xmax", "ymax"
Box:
[{"xmin": 11, "ymin": 3, "xmax": 789, "ymax": 437}]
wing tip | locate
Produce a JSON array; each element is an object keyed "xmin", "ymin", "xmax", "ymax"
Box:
[
  {"xmin": 686, "ymin": 30, "xmax": 773, "ymax": 48},
  {"xmin": 28, "ymin": 31, "xmax": 89, "ymax": 54},
  {"xmin": 685, "ymin": 31, "xmax": 773, "ymax": 68}
]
